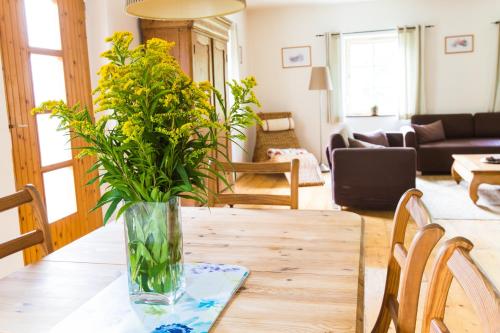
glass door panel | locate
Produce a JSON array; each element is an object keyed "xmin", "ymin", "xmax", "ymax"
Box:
[
  {"xmin": 36, "ymin": 114, "xmax": 72, "ymax": 167},
  {"xmin": 42, "ymin": 167, "xmax": 78, "ymax": 223},
  {"xmin": 24, "ymin": 0, "xmax": 62, "ymax": 50},
  {"xmin": 30, "ymin": 54, "xmax": 66, "ymax": 105}
]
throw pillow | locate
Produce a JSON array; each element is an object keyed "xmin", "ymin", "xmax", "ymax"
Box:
[
  {"xmin": 353, "ymin": 130, "xmax": 389, "ymax": 147},
  {"xmin": 348, "ymin": 138, "xmax": 385, "ymax": 149},
  {"xmin": 412, "ymin": 120, "xmax": 446, "ymax": 144},
  {"xmin": 261, "ymin": 117, "xmax": 295, "ymax": 131}
]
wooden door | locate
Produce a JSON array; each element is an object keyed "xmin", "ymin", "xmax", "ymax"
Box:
[{"xmin": 0, "ymin": 0, "xmax": 102, "ymax": 264}]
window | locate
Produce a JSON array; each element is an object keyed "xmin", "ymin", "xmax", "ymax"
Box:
[{"xmin": 342, "ymin": 31, "xmax": 400, "ymax": 117}]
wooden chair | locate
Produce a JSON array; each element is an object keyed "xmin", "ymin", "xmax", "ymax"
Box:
[
  {"xmin": 372, "ymin": 189, "xmax": 445, "ymax": 333},
  {"xmin": 207, "ymin": 160, "xmax": 300, "ymax": 209},
  {"xmin": 0, "ymin": 185, "xmax": 53, "ymax": 260},
  {"xmin": 422, "ymin": 237, "xmax": 500, "ymax": 333}
]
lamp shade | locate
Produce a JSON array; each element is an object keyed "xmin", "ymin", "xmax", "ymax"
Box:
[
  {"xmin": 308, "ymin": 66, "xmax": 333, "ymax": 91},
  {"xmin": 125, "ymin": 0, "xmax": 246, "ymax": 20}
]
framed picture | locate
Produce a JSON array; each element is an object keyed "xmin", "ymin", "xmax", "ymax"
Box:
[
  {"xmin": 281, "ymin": 46, "xmax": 311, "ymax": 68},
  {"xmin": 445, "ymin": 35, "xmax": 474, "ymax": 54}
]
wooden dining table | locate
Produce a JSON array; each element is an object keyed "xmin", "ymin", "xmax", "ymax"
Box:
[{"xmin": 0, "ymin": 208, "xmax": 365, "ymax": 333}]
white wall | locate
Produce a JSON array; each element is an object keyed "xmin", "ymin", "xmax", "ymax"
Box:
[
  {"xmin": 0, "ymin": 54, "xmax": 23, "ymax": 277},
  {"xmin": 226, "ymin": 11, "xmax": 255, "ymax": 162},
  {"xmin": 245, "ymin": 0, "xmax": 500, "ymax": 160},
  {"xmin": 85, "ymin": 0, "xmax": 141, "ymax": 88}
]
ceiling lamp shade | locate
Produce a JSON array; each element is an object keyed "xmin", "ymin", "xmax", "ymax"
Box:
[{"xmin": 125, "ymin": 0, "xmax": 247, "ymax": 20}]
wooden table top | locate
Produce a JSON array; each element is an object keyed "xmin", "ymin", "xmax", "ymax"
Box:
[
  {"xmin": 0, "ymin": 208, "xmax": 364, "ymax": 333},
  {"xmin": 452, "ymin": 154, "xmax": 500, "ymax": 172}
]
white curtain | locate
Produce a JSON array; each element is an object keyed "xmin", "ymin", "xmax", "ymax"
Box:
[
  {"xmin": 398, "ymin": 25, "xmax": 426, "ymax": 119},
  {"xmin": 326, "ymin": 33, "xmax": 343, "ymax": 124},
  {"xmin": 491, "ymin": 23, "xmax": 500, "ymax": 112}
]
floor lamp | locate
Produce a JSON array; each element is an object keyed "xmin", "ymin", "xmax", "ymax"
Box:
[{"xmin": 309, "ymin": 66, "xmax": 333, "ymax": 173}]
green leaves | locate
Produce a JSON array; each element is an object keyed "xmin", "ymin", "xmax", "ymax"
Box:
[{"xmin": 124, "ymin": 202, "xmax": 184, "ymax": 294}]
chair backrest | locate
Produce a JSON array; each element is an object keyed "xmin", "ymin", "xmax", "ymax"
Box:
[
  {"xmin": 253, "ymin": 112, "xmax": 301, "ymax": 162},
  {"xmin": 422, "ymin": 237, "xmax": 500, "ymax": 333},
  {"xmin": 372, "ymin": 189, "xmax": 445, "ymax": 333},
  {"xmin": 0, "ymin": 185, "xmax": 53, "ymax": 260},
  {"xmin": 207, "ymin": 160, "xmax": 300, "ymax": 209}
]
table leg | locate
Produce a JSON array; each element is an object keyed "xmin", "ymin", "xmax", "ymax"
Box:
[
  {"xmin": 468, "ymin": 178, "xmax": 480, "ymax": 204},
  {"xmin": 451, "ymin": 162, "xmax": 461, "ymax": 184}
]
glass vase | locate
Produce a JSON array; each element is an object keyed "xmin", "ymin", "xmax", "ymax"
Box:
[{"xmin": 124, "ymin": 198, "xmax": 185, "ymax": 305}]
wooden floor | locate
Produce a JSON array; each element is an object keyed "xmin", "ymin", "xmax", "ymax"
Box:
[{"xmin": 234, "ymin": 173, "xmax": 500, "ymax": 333}]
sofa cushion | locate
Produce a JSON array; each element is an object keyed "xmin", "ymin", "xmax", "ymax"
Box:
[
  {"xmin": 348, "ymin": 138, "xmax": 385, "ymax": 148},
  {"xmin": 412, "ymin": 120, "xmax": 446, "ymax": 144},
  {"xmin": 411, "ymin": 114, "xmax": 474, "ymax": 138},
  {"xmin": 353, "ymin": 130, "xmax": 389, "ymax": 147},
  {"xmin": 474, "ymin": 113, "xmax": 500, "ymax": 138},
  {"xmin": 417, "ymin": 138, "xmax": 500, "ymax": 173},
  {"xmin": 419, "ymin": 138, "xmax": 500, "ymax": 149}
]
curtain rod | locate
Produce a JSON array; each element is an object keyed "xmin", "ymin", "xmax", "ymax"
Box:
[{"xmin": 315, "ymin": 25, "xmax": 434, "ymax": 37}]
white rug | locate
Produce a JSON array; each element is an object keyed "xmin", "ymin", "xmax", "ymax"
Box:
[
  {"xmin": 416, "ymin": 176, "xmax": 500, "ymax": 220},
  {"xmin": 268, "ymin": 149, "xmax": 325, "ymax": 187}
]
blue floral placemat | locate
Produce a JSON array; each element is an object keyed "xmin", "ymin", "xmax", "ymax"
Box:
[{"xmin": 50, "ymin": 263, "xmax": 249, "ymax": 333}]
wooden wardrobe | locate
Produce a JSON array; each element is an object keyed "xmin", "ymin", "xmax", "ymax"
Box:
[{"xmin": 140, "ymin": 18, "xmax": 233, "ymax": 204}]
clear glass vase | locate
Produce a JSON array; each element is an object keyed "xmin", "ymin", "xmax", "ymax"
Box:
[{"xmin": 124, "ymin": 198, "xmax": 185, "ymax": 305}]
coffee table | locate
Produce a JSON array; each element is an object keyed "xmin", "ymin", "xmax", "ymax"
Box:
[{"xmin": 451, "ymin": 154, "xmax": 500, "ymax": 204}]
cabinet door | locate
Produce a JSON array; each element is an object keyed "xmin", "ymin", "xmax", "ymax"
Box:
[
  {"xmin": 212, "ymin": 39, "xmax": 228, "ymax": 115},
  {"xmin": 192, "ymin": 32, "xmax": 212, "ymax": 84},
  {"xmin": 211, "ymin": 39, "xmax": 232, "ymax": 189},
  {"xmin": 141, "ymin": 26, "xmax": 193, "ymax": 76}
]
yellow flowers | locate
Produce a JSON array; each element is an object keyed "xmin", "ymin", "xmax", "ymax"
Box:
[
  {"xmin": 121, "ymin": 120, "xmax": 144, "ymax": 142},
  {"xmin": 32, "ymin": 31, "xmax": 261, "ymax": 213}
]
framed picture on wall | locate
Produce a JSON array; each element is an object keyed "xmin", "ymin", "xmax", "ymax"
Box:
[
  {"xmin": 445, "ymin": 35, "xmax": 474, "ymax": 54},
  {"xmin": 281, "ymin": 46, "xmax": 311, "ymax": 68}
]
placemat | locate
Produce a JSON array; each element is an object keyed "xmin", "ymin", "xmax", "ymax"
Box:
[{"xmin": 51, "ymin": 263, "xmax": 249, "ymax": 333}]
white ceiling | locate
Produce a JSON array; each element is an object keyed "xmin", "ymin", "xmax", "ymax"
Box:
[{"xmin": 246, "ymin": 0, "xmax": 369, "ymax": 8}]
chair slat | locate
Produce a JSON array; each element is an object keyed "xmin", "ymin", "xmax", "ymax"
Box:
[
  {"xmin": 406, "ymin": 195, "xmax": 431, "ymax": 228},
  {"xmin": 388, "ymin": 295, "xmax": 399, "ymax": 325},
  {"xmin": 0, "ymin": 190, "xmax": 32, "ymax": 213},
  {"xmin": 0, "ymin": 230, "xmax": 44, "ymax": 259},
  {"xmin": 218, "ymin": 161, "xmax": 292, "ymax": 173},
  {"xmin": 213, "ymin": 194, "xmax": 292, "ymax": 206},
  {"xmin": 393, "ymin": 243, "xmax": 407, "ymax": 268},
  {"xmin": 0, "ymin": 185, "xmax": 53, "ymax": 262},
  {"xmin": 430, "ymin": 319, "xmax": 450, "ymax": 333}
]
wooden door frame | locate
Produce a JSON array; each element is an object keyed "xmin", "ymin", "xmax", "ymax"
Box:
[{"xmin": 0, "ymin": 0, "xmax": 102, "ymax": 264}]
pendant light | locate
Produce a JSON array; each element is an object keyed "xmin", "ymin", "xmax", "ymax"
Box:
[{"xmin": 125, "ymin": 0, "xmax": 247, "ymax": 20}]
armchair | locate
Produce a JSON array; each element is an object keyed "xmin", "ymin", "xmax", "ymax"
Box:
[{"xmin": 326, "ymin": 131, "xmax": 417, "ymax": 210}]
